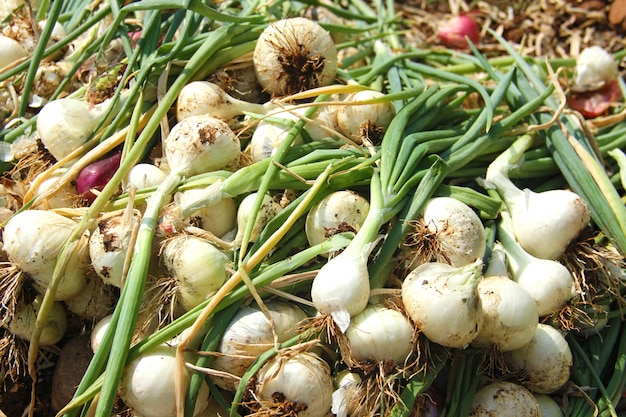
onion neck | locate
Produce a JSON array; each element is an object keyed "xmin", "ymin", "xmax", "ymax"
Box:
[
  {"xmin": 446, "ymin": 259, "xmax": 483, "ymax": 288},
  {"xmin": 497, "ymin": 210, "xmax": 533, "ymax": 277},
  {"xmin": 484, "ymin": 134, "xmax": 535, "ymax": 212}
]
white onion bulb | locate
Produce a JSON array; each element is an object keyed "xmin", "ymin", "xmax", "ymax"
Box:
[
  {"xmin": 249, "ymin": 106, "xmax": 336, "ymax": 163},
  {"xmin": 534, "ymin": 394, "xmax": 564, "ymax": 417},
  {"xmin": 305, "ymin": 190, "xmax": 369, "ymax": 250},
  {"xmin": 233, "ymin": 192, "xmax": 283, "ymax": 245},
  {"xmin": 161, "ymin": 235, "xmax": 230, "ymax": 311},
  {"xmin": 8, "ymin": 295, "xmax": 67, "ymax": 345},
  {"xmin": 211, "ymin": 301, "xmax": 308, "ymax": 391},
  {"xmin": 421, "ymin": 196, "xmax": 486, "ymax": 267},
  {"xmin": 0, "ymin": 34, "xmax": 27, "ymax": 70},
  {"xmin": 254, "ymin": 352, "xmax": 333, "ymax": 417},
  {"xmin": 89, "ymin": 211, "xmax": 140, "ymax": 288},
  {"xmin": 36, "ymin": 98, "xmax": 101, "ymax": 162},
  {"xmin": 119, "ymin": 344, "xmax": 210, "ymax": 417},
  {"xmin": 345, "ymin": 303, "xmax": 414, "ymax": 365},
  {"xmin": 3, "ymin": 210, "xmax": 89, "ymax": 300},
  {"xmin": 336, "ymin": 90, "xmax": 395, "ymax": 144},
  {"xmin": 174, "ymin": 188, "xmax": 237, "ymax": 237},
  {"xmin": 401, "ymin": 259, "xmax": 483, "ymax": 348},
  {"xmin": 509, "ymin": 323, "xmax": 572, "ymax": 394},
  {"xmin": 484, "ymin": 136, "xmax": 590, "ymax": 260},
  {"xmin": 310, "ymin": 246, "xmax": 371, "ymax": 332},
  {"xmin": 164, "ymin": 114, "xmax": 240, "ymax": 177},
  {"xmin": 126, "ymin": 163, "xmax": 168, "ymax": 190},
  {"xmin": 498, "ymin": 211, "xmax": 577, "ymax": 316},
  {"xmin": 175, "ymin": 80, "xmax": 267, "ymax": 123},
  {"xmin": 472, "ymin": 273, "xmax": 538, "ymax": 352},
  {"xmin": 253, "ymin": 17, "xmax": 338, "ymax": 97},
  {"xmin": 469, "ymin": 380, "xmax": 541, "ymax": 417}
]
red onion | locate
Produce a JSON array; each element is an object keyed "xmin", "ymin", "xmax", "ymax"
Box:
[
  {"xmin": 76, "ymin": 151, "xmax": 122, "ymax": 203},
  {"xmin": 438, "ymin": 14, "xmax": 480, "ymax": 49}
]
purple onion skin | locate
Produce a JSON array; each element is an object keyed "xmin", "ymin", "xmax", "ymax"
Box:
[{"xmin": 76, "ymin": 151, "xmax": 122, "ymax": 203}]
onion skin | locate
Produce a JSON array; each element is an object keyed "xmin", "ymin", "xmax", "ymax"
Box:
[{"xmin": 76, "ymin": 151, "xmax": 122, "ymax": 203}]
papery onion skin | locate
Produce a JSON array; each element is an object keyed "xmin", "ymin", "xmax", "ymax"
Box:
[
  {"xmin": 469, "ymin": 380, "xmax": 541, "ymax": 417},
  {"xmin": 253, "ymin": 17, "xmax": 338, "ymax": 97},
  {"xmin": 255, "ymin": 352, "xmax": 334, "ymax": 417}
]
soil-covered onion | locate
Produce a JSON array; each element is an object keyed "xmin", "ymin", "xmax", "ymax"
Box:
[
  {"xmin": 253, "ymin": 17, "xmax": 338, "ymax": 97},
  {"xmin": 253, "ymin": 351, "xmax": 333, "ymax": 417},
  {"xmin": 469, "ymin": 380, "xmax": 541, "ymax": 416}
]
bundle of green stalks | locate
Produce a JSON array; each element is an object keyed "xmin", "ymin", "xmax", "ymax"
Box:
[{"xmin": 0, "ymin": 1, "xmax": 625, "ymax": 417}]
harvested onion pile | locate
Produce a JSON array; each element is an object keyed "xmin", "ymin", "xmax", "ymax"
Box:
[{"xmin": 0, "ymin": 1, "xmax": 625, "ymax": 417}]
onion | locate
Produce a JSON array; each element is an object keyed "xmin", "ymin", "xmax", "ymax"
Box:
[
  {"xmin": 472, "ymin": 271, "xmax": 538, "ymax": 352},
  {"xmin": 469, "ymin": 380, "xmax": 541, "ymax": 416},
  {"xmin": 164, "ymin": 114, "xmax": 240, "ymax": 177},
  {"xmin": 7, "ymin": 295, "xmax": 67, "ymax": 345},
  {"xmin": 0, "ymin": 34, "xmax": 27, "ymax": 70},
  {"xmin": 249, "ymin": 106, "xmax": 337, "ymax": 163},
  {"xmin": 335, "ymin": 89, "xmax": 395, "ymax": 144},
  {"xmin": 483, "ymin": 135, "xmax": 590, "ymax": 260},
  {"xmin": 572, "ymin": 46, "xmax": 619, "ymax": 92},
  {"xmin": 119, "ymin": 344, "xmax": 210, "ymax": 417},
  {"xmin": 310, "ymin": 244, "xmax": 371, "ymax": 333},
  {"xmin": 534, "ymin": 394, "xmax": 564, "ymax": 417},
  {"xmin": 76, "ymin": 150, "xmax": 122, "ymax": 203},
  {"xmin": 126, "ymin": 163, "xmax": 168, "ymax": 190},
  {"xmin": 64, "ymin": 273, "xmax": 117, "ymax": 320},
  {"xmin": 90, "ymin": 313, "xmax": 113, "ymax": 353},
  {"xmin": 417, "ymin": 196, "xmax": 486, "ymax": 267},
  {"xmin": 30, "ymin": 169, "xmax": 78, "ymax": 209},
  {"xmin": 253, "ymin": 17, "xmax": 338, "ymax": 96},
  {"xmin": 36, "ymin": 95, "xmax": 123, "ymax": 162},
  {"xmin": 345, "ymin": 303, "xmax": 414, "ymax": 365},
  {"xmin": 89, "ymin": 209, "xmax": 140, "ymax": 288},
  {"xmin": 509, "ymin": 323, "xmax": 572, "ymax": 394},
  {"xmin": 233, "ymin": 192, "xmax": 283, "ymax": 245},
  {"xmin": 211, "ymin": 300, "xmax": 308, "ymax": 391},
  {"xmin": 173, "ymin": 188, "xmax": 237, "ymax": 237},
  {"xmin": 253, "ymin": 351, "xmax": 333, "ymax": 417},
  {"xmin": 305, "ymin": 190, "xmax": 369, "ymax": 251},
  {"xmin": 401, "ymin": 259, "xmax": 483, "ymax": 348},
  {"xmin": 438, "ymin": 14, "xmax": 481, "ymax": 49},
  {"xmin": 161, "ymin": 235, "xmax": 230, "ymax": 312},
  {"xmin": 3, "ymin": 210, "xmax": 89, "ymax": 300},
  {"xmin": 175, "ymin": 80, "xmax": 268, "ymax": 124},
  {"xmin": 331, "ymin": 370, "xmax": 362, "ymax": 417},
  {"xmin": 498, "ymin": 210, "xmax": 577, "ymax": 316}
]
